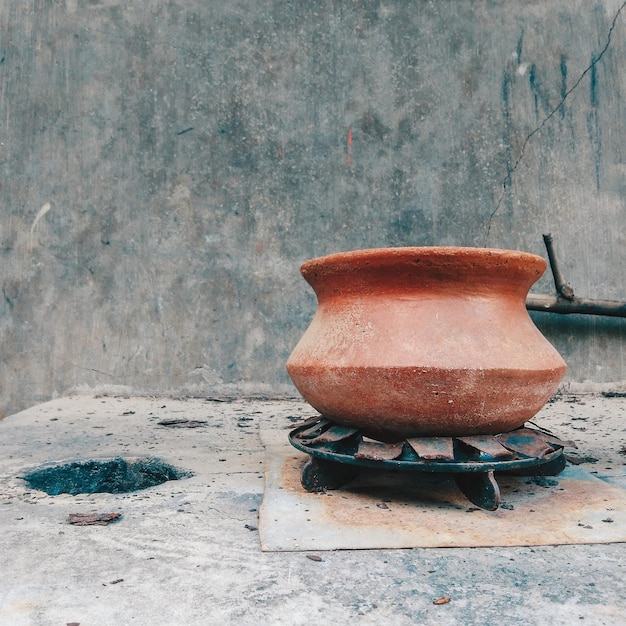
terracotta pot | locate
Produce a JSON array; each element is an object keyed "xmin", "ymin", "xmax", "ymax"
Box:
[{"xmin": 286, "ymin": 247, "xmax": 567, "ymax": 441}]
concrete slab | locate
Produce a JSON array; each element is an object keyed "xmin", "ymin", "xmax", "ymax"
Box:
[{"xmin": 1, "ymin": 392, "xmax": 626, "ymax": 625}]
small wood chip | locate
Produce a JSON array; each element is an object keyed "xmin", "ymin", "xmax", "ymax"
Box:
[
  {"xmin": 157, "ymin": 419, "xmax": 206, "ymax": 428},
  {"xmin": 433, "ymin": 596, "xmax": 451, "ymax": 605},
  {"xmin": 244, "ymin": 524, "xmax": 258, "ymax": 531},
  {"xmin": 306, "ymin": 554, "xmax": 323, "ymax": 562},
  {"xmin": 67, "ymin": 512, "xmax": 121, "ymax": 526},
  {"xmin": 109, "ymin": 579, "xmax": 124, "ymax": 585}
]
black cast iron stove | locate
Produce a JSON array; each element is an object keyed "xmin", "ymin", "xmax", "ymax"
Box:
[{"xmin": 289, "ymin": 416, "xmax": 576, "ymax": 510}]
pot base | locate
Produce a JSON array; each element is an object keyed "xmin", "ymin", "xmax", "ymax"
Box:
[{"xmin": 287, "ymin": 364, "xmax": 567, "ymax": 440}]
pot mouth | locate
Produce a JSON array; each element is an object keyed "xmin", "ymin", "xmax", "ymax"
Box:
[{"xmin": 300, "ymin": 246, "xmax": 547, "ymax": 298}]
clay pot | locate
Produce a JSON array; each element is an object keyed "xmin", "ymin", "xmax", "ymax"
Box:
[{"xmin": 286, "ymin": 247, "xmax": 566, "ymax": 441}]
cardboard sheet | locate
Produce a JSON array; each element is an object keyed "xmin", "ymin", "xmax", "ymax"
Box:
[{"xmin": 259, "ymin": 429, "xmax": 626, "ymax": 552}]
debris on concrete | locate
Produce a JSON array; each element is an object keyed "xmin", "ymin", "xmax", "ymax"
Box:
[
  {"xmin": 157, "ymin": 418, "xmax": 207, "ymax": 428},
  {"xmin": 67, "ymin": 512, "xmax": 122, "ymax": 526}
]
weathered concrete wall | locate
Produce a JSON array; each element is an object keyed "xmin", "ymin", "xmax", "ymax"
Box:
[{"xmin": 1, "ymin": 0, "xmax": 625, "ymax": 415}]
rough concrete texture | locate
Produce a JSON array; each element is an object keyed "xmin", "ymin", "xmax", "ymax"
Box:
[
  {"xmin": 1, "ymin": 1, "xmax": 626, "ymax": 415},
  {"xmin": 1, "ymin": 392, "xmax": 625, "ymax": 625}
]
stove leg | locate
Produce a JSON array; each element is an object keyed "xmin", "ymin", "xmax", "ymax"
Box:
[
  {"xmin": 301, "ymin": 456, "xmax": 359, "ymax": 492},
  {"xmin": 454, "ymin": 470, "xmax": 501, "ymax": 511}
]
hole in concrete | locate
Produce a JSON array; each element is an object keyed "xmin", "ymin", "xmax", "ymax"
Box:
[{"xmin": 22, "ymin": 457, "xmax": 192, "ymax": 495}]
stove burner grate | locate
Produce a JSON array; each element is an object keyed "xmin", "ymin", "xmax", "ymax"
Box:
[{"xmin": 289, "ymin": 417, "xmax": 577, "ymax": 510}]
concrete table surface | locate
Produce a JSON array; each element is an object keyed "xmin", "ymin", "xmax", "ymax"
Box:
[{"xmin": 1, "ymin": 392, "xmax": 625, "ymax": 626}]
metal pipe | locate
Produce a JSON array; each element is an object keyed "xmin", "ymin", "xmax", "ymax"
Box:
[
  {"xmin": 526, "ymin": 294, "xmax": 626, "ymax": 317},
  {"xmin": 542, "ymin": 233, "xmax": 574, "ymax": 299},
  {"xmin": 526, "ymin": 234, "xmax": 626, "ymax": 318}
]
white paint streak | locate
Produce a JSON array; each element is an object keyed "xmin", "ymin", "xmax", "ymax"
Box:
[{"xmin": 30, "ymin": 202, "xmax": 52, "ymax": 235}]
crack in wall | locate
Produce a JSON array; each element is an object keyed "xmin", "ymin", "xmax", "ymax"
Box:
[{"xmin": 483, "ymin": 0, "xmax": 626, "ymax": 246}]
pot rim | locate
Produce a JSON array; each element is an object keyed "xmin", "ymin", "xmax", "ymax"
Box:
[
  {"xmin": 299, "ymin": 246, "xmax": 547, "ymax": 298},
  {"xmin": 301, "ymin": 246, "xmax": 545, "ymax": 269}
]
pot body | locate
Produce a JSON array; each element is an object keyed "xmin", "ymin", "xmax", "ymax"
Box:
[{"xmin": 286, "ymin": 247, "xmax": 567, "ymax": 440}]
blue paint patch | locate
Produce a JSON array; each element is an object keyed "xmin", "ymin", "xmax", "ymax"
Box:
[
  {"xmin": 528, "ymin": 64, "xmax": 552, "ymax": 119},
  {"xmin": 559, "ymin": 54, "xmax": 568, "ymax": 118},
  {"xmin": 589, "ymin": 56, "xmax": 599, "ymax": 108}
]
